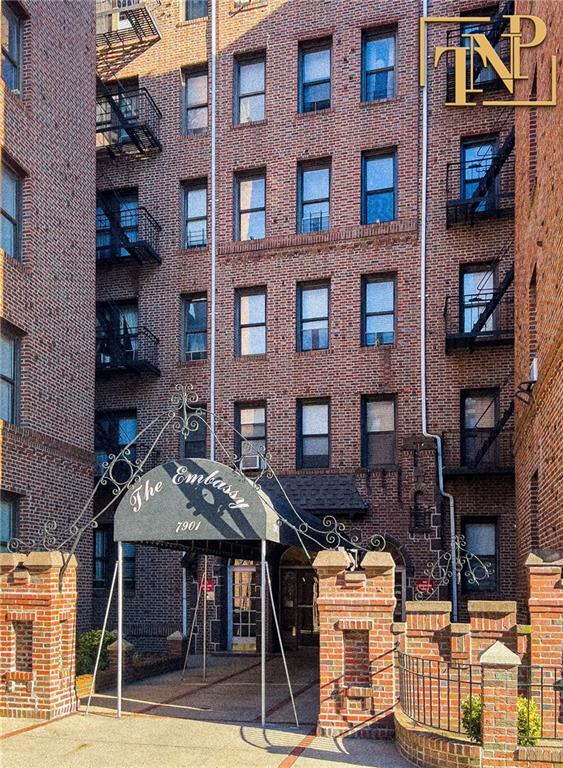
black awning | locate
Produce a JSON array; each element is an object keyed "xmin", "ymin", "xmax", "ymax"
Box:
[{"xmin": 261, "ymin": 474, "xmax": 369, "ymax": 519}]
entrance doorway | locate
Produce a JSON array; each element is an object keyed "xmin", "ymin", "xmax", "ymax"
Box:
[
  {"xmin": 227, "ymin": 560, "xmax": 259, "ymax": 652},
  {"xmin": 279, "ymin": 547, "xmax": 319, "ymax": 649}
]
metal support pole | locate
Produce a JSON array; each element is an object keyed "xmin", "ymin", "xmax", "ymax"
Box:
[
  {"xmin": 265, "ymin": 562, "xmax": 299, "ymax": 728},
  {"xmin": 182, "ymin": 561, "xmax": 188, "ymax": 637},
  {"xmin": 181, "ymin": 573, "xmax": 204, "ymax": 680},
  {"xmin": 86, "ymin": 560, "xmax": 119, "ymax": 715},
  {"xmin": 260, "ymin": 539, "xmax": 267, "ymax": 728},
  {"xmin": 203, "ymin": 555, "xmax": 208, "ymax": 683},
  {"xmin": 117, "ymin": 541, "xmax": 123, "ymax": 718}
]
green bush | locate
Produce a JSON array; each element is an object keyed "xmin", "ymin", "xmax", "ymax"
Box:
[
  {"xmin": 461, "ymin": 694, "xmax": 542, "ymax": 746},
  {"xmin": 76, "ymin": 630, "xmax": 115, "ymax": 676}
]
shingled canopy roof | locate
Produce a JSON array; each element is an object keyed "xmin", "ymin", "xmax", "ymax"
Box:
[{"xmin": 261, "ymin": 474, "xmax": 369, "ymax": 519}]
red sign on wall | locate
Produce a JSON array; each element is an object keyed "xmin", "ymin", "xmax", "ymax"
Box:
[
  {"xmin": 205, "ymin": 578, "xmax": 215, "ymax": 600},
  {"xmin": 415, "ymin": 578, "xmax": 435, "ymax": 595}
]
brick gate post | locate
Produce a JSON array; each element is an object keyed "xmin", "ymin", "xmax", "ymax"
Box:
[
  {"xmin": 480, "ymin": 640, "xmax": 521, "ymax": 768},
  {"xmin": 313, "ymin": 549, "xmax": 396, "ymax": 738},
  {"xmin": 0, "ymin": 552, "xmax": 78, "ymax": 719}
]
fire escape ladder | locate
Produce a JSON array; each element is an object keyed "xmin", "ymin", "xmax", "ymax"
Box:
[
  {"xmin": 97, "ymin": 77, "xmax": 146, "ymax": 155},
  {"xmin": 122, "ymin": 7, "xmax": 159, "ymax": 42},
  {"xmin": 469, "ymin": 263, "xmax": 514, "ymax": 338},
  {"xmin": 471, "ymin": 399, "xmax": 514, "ymax": 468},
  {"xmin": 468, "ymin": 126, "xmax": 515, "ymax": 218},
  {"xmin": 471, "ymin": 0, "xmax": 514, "ymax": 83}
]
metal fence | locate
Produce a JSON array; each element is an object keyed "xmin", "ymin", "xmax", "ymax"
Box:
[{"xmin": 519, "ymin": 665, "xmax": 563, "ymax": 741}]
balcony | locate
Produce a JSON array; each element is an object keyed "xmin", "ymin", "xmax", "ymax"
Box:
[
  {"xmin": 442, "ymin": 426, "xmax": 513, "ymax": 476},
  {"xmin": 300, "ymin": 212, "xmax": 330, "ymax": 234},
  {"xmin": 96, "ymin": 206, "xmax": 161, "ymax": 264},
  {"xmin": 444, "ymin": 266, "xmax": 514, "ymax": 352},
  {"xmin": 96, "ymin": 87, "xmax": 162, "ymax": 157},
  {"xmin": 96, "ymin": 1, "xmax": 160, "ymax": 79},
  {"xmin": 446, "ymin": 131, "xmax": 515, "ymax": 227},
  {"xmin": 96, "ymin": 327, "xmax": 160, "ymax": 376}
]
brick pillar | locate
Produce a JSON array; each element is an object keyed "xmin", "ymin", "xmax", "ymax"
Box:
[
  {"xmin": 107, "ymin": 639, "xmax": 135, "ymax": 684},
  {"xmin": 0, "ymin": 552, "xmax": 78, "ymax": 719},
  {"xmin": 480, "ymin": 640, "xmax": 521, "ymax": 768},
  {"xmin": 313, "ymin": 549, "xmax": 396, "ymax": 738},
  {"xmin": 405, "ymin": 601, "xmax": 451, "ymax": 659},
  {"xmin": 468, "ymin": 600, "xmax": 518, "ymax": 660}
]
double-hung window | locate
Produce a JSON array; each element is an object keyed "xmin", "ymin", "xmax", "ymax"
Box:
[
  {"xmin": 362, "ymin": 30, "xmax": 395, "ymax": 101},
  {"xmin": 182, "ymin": 406, "xmax": 207, "ymax": 458},
  {"xmin": 184, "ymin": 181, "xmax": 207, "ymax": 247},
  {"xmin": 461, "ymin": 265, "xmax": 495, "ymax": 333},
  {"xmin": 0, "ymin": 331, "xmax": 19, "ymax": 423},
  {"xmin": 461, "ymin": 389, "xmax": 498, "ymax": 467},
  {"xmin": 96, "ymin": 189, "xmax": 138, "ymax": 261},
  {"xmin": 461, "ymin": 137, "xmax": 498, "ymax": 212},
  {"xmin": 94, "ymin": 410, "xmax": 137, "ymax": 476},
  {"xmin": 236, "ymin": 403, "xmax": 266, "ymax": 467},
  {"xmin": 299, "ymin": 39, "xmax": 331, "ymax": 112},
  {"xmin": 236, "ymin": 288, "xmax": 266, "ymax": 356},
  {"xmin": 183, "ymin": 294, "xmax": 207, "ymax": 361},
  {"xmin": 184, "ymin": 68, "xmax": 208, "ymax": 134},
  {"xmin": 1, "ymin": 3, "xmax": 21, "ymax": 94},
  {"xmin": 0, "ymin": 492, "xmax": 17, "ymax": 551},
  {"xmin": 461, "ymin": 518, "xmax": 498, "ymax": 592},
  {"xmin": 236, "ymin": 172, "xmax": 265, "ymax": 241},
  {"xmin": 185, "ymin": 0, "xmax": 208, "ymax": 21},
  {"xmin": 298, "ymin": 161, "xmax": 330, "ymax": 233},
  {"xmin": 1, "ymin": 163, "xmax": 21, "ymax": 259},
  {"xmin": 362, "ymin": 152, "xmax": 396, "ymax": 224},
  {"xmin": 96, "ymin": 302, "xmax": 139, "ymax": 368},
  {"xmin": 363, "ymin": 275, "xmax": 395, "ymax": 345},
  {"xmin": 94, "ymin": 526, "xmax": 136, "ymax": 589},
  {"xmin": 297, "ymin": 283, "xmax": 329, "ymax": 351},
  {"xmin": 362, "ymin": 397, "xmax": 396, "ymax": 467},
  {"xmin": 235, "ymin": 55, "xmax": 265, "ymax": 124},
  {"xmin": 298, "ymin": 399, "xmax": 329, "ymax": 469}
]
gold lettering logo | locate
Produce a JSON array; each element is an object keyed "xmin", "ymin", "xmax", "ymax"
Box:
[{"xmin": 420, "ymin": 15, "xmax": 557, "ymax": 106}]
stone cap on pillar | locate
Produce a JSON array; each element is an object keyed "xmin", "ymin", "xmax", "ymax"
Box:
[
  {"xmin": 25, "ymin": 552, "xmax": 78, "ymax": 572},
  {"xmin": 360, "ymin": 551, "xmax": 395, "ymax": 574},
  {"xmin": 525, "ymin": 549, "xmax": 563, "ymax": 568},
  {"xmin": 468, "ymin": 600, "xmax": 516, "ymax": 616},
  {"xmin": 405, "ymin": 601, "xmax": 452, "ymax": 613},
  {"xmin": 313, "ymin": 549, "xmax": 354, "ymax": 573},
  {"xmin": 167, "ymin": 631, "xmax": 185, "ymax": 641},
  {"xmin": 107, "ymin": 639, "xmax": 134, "ymax": 652},
  {"xmin": 479, "ymin": 640, "xmax": 521, "ymax": 668}
]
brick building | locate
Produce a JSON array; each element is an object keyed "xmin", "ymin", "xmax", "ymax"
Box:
[
  {"xmin": 90, "ymin": 0, "xmax": 520, "ymax": 651},
  {"xmin": 0, "ymin": 1, "xmax": 96, "ymax": 627},
  {"xmin": 513, "ymin": 0, "xmax": 562, "ymax": 604}
]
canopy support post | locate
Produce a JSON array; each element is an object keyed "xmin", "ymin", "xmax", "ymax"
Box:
[
  {"xmin": 181, "ymin": 557, "xmax": 188, "ymax": 637},
  {"xmin": 86, "ymin": 559, "xmax": 119, "ymax": 715},
  {"xmin": 265, "ymin": 561, "xmax": 299, "ymax": 728},
  {"xmin": 116, "ymin": 541, "xmax": 123, "ymax": 718},
  {"xmin": 203, "ymin": 554, "xmax": 208, "ymax": 682},
  {"xmin": 260, "ymin": 538, "xmax": 267, "ymax": 728}
]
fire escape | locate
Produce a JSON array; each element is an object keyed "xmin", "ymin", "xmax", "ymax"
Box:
[
  {"xmin": 96, "ymin": 300, "xmax": 160, "ymax": 377},
  {"xmin": 96, "ymin": 188, "xmax": 162, "ymax": 264},
  {"xmin": 96, "ymin": 0, "xmax": 161, "ymax": 81}
]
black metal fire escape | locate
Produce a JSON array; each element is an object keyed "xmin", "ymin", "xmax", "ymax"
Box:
[
  {"xmin": 96, "ymin": 77, "xmax": 162, "ymax": 158},
  {"xmin": 470, "ymin": 0, "xmax": 515, "ymax": 84},
  {"xmin": 96, "ymin": 187, "xmax": 161, "ymax": 264},
  {"xmin": 96, "ymin": 1, "xmax": 161, "ymax": 80},
  {"xmin": 467, "ymin": 126, "xmax": 515, "ymax": 220},
  {"xmin": 470, "ymin": 399, "xmax": 514, "ymax": 469}
]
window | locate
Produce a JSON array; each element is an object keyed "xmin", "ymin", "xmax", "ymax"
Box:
[
  {"xmin": 299, "ymin": 39, "xmax": 331, "ymax": 112},
  {"xmin": 183, "ymin": 294, "xmax": 207, "ymax": 361},
  {"xmin": 362, "ymin": 30, "xmax": 395, "ymax": 101},
  {"xmin": 96, "ymin": 189, "xmax": 138, "ymax": 260},
  {"xmin": 298, "ymin": 399, "xmax": 329, "ymax": 469},
  {"xmin": 184, "ymin": 181, "xmax": 207, "ymax": 247},
  {"xmin": 461, "ymin": 137, "xmax": 498, "ymax": 211},
  {"xmin": 362, "ymin": 397, "xmax": 396, "ymax": 467},
  {"xmin": 94, "ymin": 410, "xmax": 137, "ymax": 476},
  {"xmin": 362, "ymin": 152, "xmax": 396, "ymax": 224},
  {"xmin": 1, "ymin": 163, "xmax": 21, "ymax": 259},
  {"xmin": 96, "ymin": 302, "xmax": 139, "ymax": 367},
  {"xmin": 297, "ymin": 283, "xmax": 329, "ymax": 351},
  {"xmin": 236, "ymin": 403, "xmax": 266, "ymax": 465},
  {"xmin": 460, "ymin": 11, "xmax": 501, "ymax": 86},
  {"xmin": 461, "ymin": 518, "xmax": 498, "ymax": 592},
  {"xmin": 235, "ymin": 172, "xmax": 266, "ymax": 241},
  {"xmin": 236, "ymin": 288, "xmax": 266, "ymax": 356},
  {"xmin": 461, "ymin": 389, "xmax": 497, "ymax": 466},
  {"xmin": 298, "ymin": 161, "xmax": 330, "ymax": 233},
  {"xmin": 1, "ymin": 3, "xmax": 21, "ymax": 93},
  {"xmin": 185, "ymin": 0, "xmax": 207, "ymax": 21},
  {"xmin": 0, "ymin": 492, "xmax": 17, "ymax": 551},
  {"xmin": 182, "ymin": 406, "xmax": 207, "ymax": 458},
  {"xmin": 362, "ymin": 275, "xmax": 395, "ymax": 346},
  {"xmin": 0, "ymin": 331, "xmax": 19, "ymax": 423},
  {"xmin": 235, "ymin": 55, "xmax": 265, "ymax": 124},
  {"xmin": 184, "ymin": 68, "xmax": 208, "ymax": 134},
  {"xmin": 94, "ymin": 525, "xmax": 135, "ymax": 589},
  {"xmin": 461, "ymin": 265, "xmax": 495, "ymax": 333}
]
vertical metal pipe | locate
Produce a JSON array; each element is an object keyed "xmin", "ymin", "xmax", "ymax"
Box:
[
  {"xmin": 260, "ymin": 539, "xmax": 267, "ymax": 727},
  {"xmin": 203, "ymin": 555, "xmax": 208, "ymax": 682},
  {"xmin": 209, "ymin": 0, "xmax": 217, "ymax": 460},
  {"xmin": 86, "ymin": 559, "xmax": 119, "ymax": 715},
  {"xmin": 117, "ymin": 541, "xmax": 123, "ymax": 718},
  {"xmin": 182, "ymin": 561, "xmax": 188, "ymax": 637}
]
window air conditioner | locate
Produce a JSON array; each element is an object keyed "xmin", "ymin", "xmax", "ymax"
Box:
[
  {"xmin": 529, "ymin": 356, "xmax": 538, "ymax": 383},
  {"xmin": 240, "ymin": 454, "xmax": 262, "ymax": 471}
]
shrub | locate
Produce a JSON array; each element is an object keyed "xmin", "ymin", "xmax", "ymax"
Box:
[
  {"xmin": 461, "ymin": 694, "xmax": 542, "ymax": 746},
  {"xmin": 76, "ymin": 629, "xmax": 115, "ymax": 676}
]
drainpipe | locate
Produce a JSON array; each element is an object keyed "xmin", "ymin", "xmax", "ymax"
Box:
[
  {"xmin": 419, "ymin": 0, "xmax": 458, "ymax": 621},
  {"xmin": 209, "ymin": 0, "xmax": 217, "ymax": 461}
]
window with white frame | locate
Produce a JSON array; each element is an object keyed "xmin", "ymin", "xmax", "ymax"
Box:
[
  {"xmin": 184, "ymin": 68, "xmax": 208, "ymax": 134},
  {"xmin": 235, "ymin": 55, "xmax": 265, "ymax": 124}
]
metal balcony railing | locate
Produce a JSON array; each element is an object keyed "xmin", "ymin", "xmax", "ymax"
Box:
[
  {"xmin": 96, "ymin": 87, "xmax": 162, "ymax": 156},
  {"xmin": 446, "ymin": 141, "xmax": 515, "ymax": 227},
  {"xmin": 96, "ymin": 206, "xmax": 162, "ymax": 264},
  {"xmin": 444, "ymin": 285, "xmax": 514, "ymax": 351},
  {"xmin": 300, "ymin": 212, "xmax": 330, "ymax": 234},
  {"xmin": 96, "ymin": 326, "xmax": 160, "ymax": 375},
  {"xmin": 96, "ymin": 1, "xmax": 160, "ymax": 47},
  {"xmin": 442, "ymin": 427, "xmax": 513, "ymax": 475}
]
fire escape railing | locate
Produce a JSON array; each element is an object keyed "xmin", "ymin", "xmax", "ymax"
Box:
[
  {"xmin": 96, "ymin": 205, "xmax": 162, "ymax": 264},
  {"xmin": 96, "ymin": 1, "xmax": 161, "ymax": 79},
  {"xmin": 95, "ymin": 326, "xmax": 160, "ymax": 375},
  {"xmin": 96, "ymin": 86, "xmax": 162, "ymax": 156},
  {"xmin": 444, "ymin": 263, "xmax": 514, "ymax": 350}
]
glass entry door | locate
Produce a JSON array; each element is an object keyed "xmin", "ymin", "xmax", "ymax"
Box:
[
  {"xmin": 280, "ymin": 567, "xmax": 319, "ymax": 649},
  {"xmin": 229, "ymin": 560, "xmax": 258, "ymax": 652}
]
